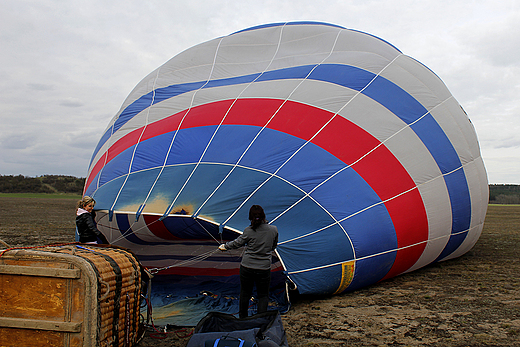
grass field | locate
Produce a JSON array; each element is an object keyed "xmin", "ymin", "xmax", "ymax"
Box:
[
  {"xmin": 0, "ymin": 196, "xmax": 78, "ymax": 246},
  {"xmin": 1, "ymin": 198, "xmax": 519, "ymax": 346}
]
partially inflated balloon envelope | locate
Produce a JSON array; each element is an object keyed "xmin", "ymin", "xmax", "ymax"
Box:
[{"xmin": 85, "ymin": 22, "xmax": 488, "ymax": 304}]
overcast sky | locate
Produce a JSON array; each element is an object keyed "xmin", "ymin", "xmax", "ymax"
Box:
[{"xmin": 1, "ymin": 0, "xmax": 519, "ymax": 184}]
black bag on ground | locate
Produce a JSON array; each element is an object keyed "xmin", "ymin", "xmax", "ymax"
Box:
[{"xmin": 186, "ymin": 311, "xmax": 289, "ymax": 347}]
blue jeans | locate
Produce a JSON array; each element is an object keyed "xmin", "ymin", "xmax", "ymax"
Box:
[{"xmin": 239, "ymin": 265, "xmax": 271, "ymax": 319}]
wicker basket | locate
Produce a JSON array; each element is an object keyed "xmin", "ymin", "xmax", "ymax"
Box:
[{"xmin": 0, "ymin": 244, "xmax": 145, "ymax": 347}]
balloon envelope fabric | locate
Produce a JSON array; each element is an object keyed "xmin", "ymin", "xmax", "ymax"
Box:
[{"xmin": 85, "ymin": 22, "xmax": 488, "ymax": 299}]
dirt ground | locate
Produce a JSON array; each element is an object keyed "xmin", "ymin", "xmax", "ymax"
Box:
[{"xmin": 1, "ymin": 197, "xmax": 519, "ymax": 346}]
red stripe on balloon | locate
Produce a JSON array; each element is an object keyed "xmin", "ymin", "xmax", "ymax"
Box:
[
  {"xmin": 142, "ymin": 214, "xmax": 180, "ymax": 240},
  {"xmin": 84, "ymin": 151, "xmax": 107, "ymax": 194},
  {"xmin": 380, "ymin": 193, "xmax": 428, "ymax": 279},
  {"xmin": 84, "ymin": 127, "xmax": 142, "ymax": 192},
  {"xmin": 142, "ymin": 109, "xmax": 188, "ymax": 141},
  {"xmin": 312, "ymin": 115, "xmax": 428, "ymax": 276}
]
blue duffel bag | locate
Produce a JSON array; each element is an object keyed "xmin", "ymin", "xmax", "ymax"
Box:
[
  {"xmin": 187, "ymin": 311, "xmax": 288, "ymax": 347},
  {"xmin": 204, "ymin": 335, "xmax": 257, "ymax": 347}
]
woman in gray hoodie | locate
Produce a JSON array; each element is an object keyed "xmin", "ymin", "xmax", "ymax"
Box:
[{"xmin": 219, "ymin": 205, "xmax": 278, "ymax": 318}]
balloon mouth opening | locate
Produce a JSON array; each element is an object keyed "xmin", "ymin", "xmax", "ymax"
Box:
[{"xmin": 171, "ymin": 208, "xmax": 189, "ymax": 215}]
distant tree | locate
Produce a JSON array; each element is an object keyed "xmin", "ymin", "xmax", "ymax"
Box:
[
  {"xmin": 493, "ymin": 194, "xmax": 520, "ymax": 205},
  {"xmin": 489, "ymin": 184, "xmax": 520, "ymax": 204}
]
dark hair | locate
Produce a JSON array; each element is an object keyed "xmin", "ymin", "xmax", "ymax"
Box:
[{"xmin": 249, "ymin": 205, "xmax": 266, "ymax": 230}]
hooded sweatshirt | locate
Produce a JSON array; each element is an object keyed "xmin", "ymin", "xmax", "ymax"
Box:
[{"xmin": 76, "ymin": 208, "xmax": 108, "ymax": 244}]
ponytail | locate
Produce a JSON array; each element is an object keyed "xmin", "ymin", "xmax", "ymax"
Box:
[
  {"xmin": 249, "ymin": 205, "xmax": 266, "ymax": 230},
  {"xmin": 76, "ymin": 196, "xmax": 95, "ymax": 210}
]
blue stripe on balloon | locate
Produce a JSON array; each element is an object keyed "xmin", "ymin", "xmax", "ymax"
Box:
[
  {"xmin": 89, "ymin": 126, "xmax": 113, "ymax": 168},
  {"xmin": 258, "ymin": 65, "xmax": 315, "ymax": 81},
  {"xmin": 89, "ymin": 65, "xmax": 338, "ymax": 160},
  {"xmin": 178, "ymin": 125, "xmax": 256, "ymax": 166},
  {"xmin": 115, "ymin": 93, "xmax": 155, "ymax": 132},
  {"xmin": 84, "ymin": 170, "xmax": 101, "ymax": 197},
  {"xmin": 98, "ymin": 145, "xmax": 135, "ymax": 187},
  {"xmin": 347, "ymin": 251, "xmax": 396, "ymax": 291},
  {"xmin": 435, "ymin": 231, "xmax": 468, "ymax": 261},
  {"xmin": 308, "ymin": 64, "xmax": 375, "ymax": 92},
  {"xmin": 92, "ymin": 63, "xmax": 471, "ymax": 246},
  {"xmin": 444, "ymin": 168, "xmax": 472, "ymax": 233},
  {"xmin": 115, "ymin": 213, "xmax": 151, "ymax": 245}
]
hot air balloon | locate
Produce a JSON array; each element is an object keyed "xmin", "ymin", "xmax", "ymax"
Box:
[{"xmin": 84, "ymin": 21, "xmax": 488, "ymax": 324}]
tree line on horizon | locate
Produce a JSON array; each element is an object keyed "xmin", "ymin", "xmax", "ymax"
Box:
[
  {"xmin": 489, "ymin": 183, "xmax": 520, "ymax": 204},
  {"xmin": 0, "ymin": 175, "xmax": 519, "ymax": 204},
  {"xmin": 0, "ymin": 175, "xmax": 85, "ymax": 195}
]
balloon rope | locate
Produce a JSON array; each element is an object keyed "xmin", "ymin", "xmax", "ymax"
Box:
[
  {"xmin": 148, "ymin": 248, "xmax": 220, "ymax": 275},
  {"xmin": 107, "ymin": 214, "xmax": 164, "ymax": 244},
  {"xmin": 98, "ymin": 212, "xmax": 226, "ymax": 276},
  {"xmin": 193, "ymin": 218, "xmax": 221, "ymax": 244}
]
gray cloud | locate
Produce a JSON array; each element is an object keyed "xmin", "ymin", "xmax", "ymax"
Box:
[
  {"xmin": 0, "ymin": 134, "xmax": 36, "ymax": 150},
  {"xmin": 493, "ymin": 137, "xmax": 520, "ymax": 149},
  {"xmin": 60, "ymin": 99, "xmax": 84, "ymax": 108}
]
